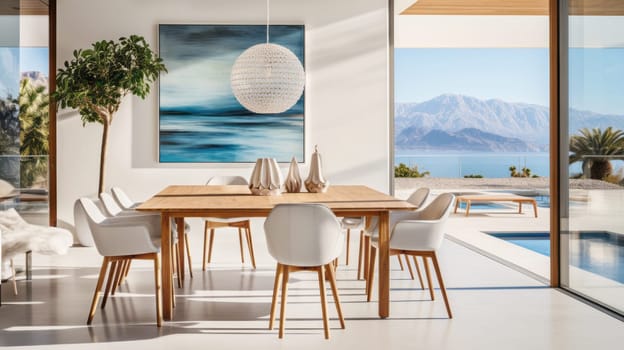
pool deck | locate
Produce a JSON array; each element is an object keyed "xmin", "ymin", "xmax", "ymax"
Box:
[{"xmin": 395, "ymin": 178, "xmax": 624, "ymax": 313}]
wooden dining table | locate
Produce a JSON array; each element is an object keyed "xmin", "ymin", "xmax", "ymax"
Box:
[{"xmin": 136, "ymin": 185, "xmax": 416, "ymax": 320}]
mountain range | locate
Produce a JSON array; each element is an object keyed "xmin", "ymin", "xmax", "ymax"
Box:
[
  {"xmin": 395, "ymin": 94, "xmax": 624, "ymax": 152},
  {"xmin": 21, "ymin": 71, "xmax": 49, "ymax": 91}
]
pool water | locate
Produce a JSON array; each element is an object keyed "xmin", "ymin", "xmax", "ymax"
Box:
[
  {"xmin": 457, "ymin": 202, "xmax": 507, "ymax": 210},
  {"xmin": 488, "ymin": 231, "xmax": 624, "ymax": 284}
]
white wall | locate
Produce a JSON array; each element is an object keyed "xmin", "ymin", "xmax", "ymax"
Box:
[{"xmin": 57, "ymin": 0, "xmax": 390, "ymax": 230}]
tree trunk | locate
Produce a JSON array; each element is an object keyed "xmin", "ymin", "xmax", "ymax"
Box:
[
  {"xmin": 590, "ymin": 160, "xmax": 612, "ymax": 180},
  {"xmin": 98, "ymin": 119, "xmax": 110, "ymax": 194}
]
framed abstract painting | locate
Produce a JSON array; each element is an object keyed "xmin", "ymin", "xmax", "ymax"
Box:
[{"xmin": 158, "ymin": 24, "xmax": 305, "ymax": 163}]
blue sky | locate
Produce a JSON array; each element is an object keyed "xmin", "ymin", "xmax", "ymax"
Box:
[
  {"xmin": 0, "ymin": 47, "xmax": 48, "ymax": 96},
  {"xmin": 20, "ymin": 47, "xmax": 48, "ymax": 75},
  {"xmin": 395, "ymin": 48, "xmax": 624, "ymax": 115}
]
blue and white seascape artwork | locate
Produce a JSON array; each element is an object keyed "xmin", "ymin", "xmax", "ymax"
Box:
[{"xmin": 158, "ymin": 25, "xmax": 305, "ymax": 163}]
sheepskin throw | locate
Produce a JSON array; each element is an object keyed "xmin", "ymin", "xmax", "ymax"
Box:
[{"xmin": 0, "ymin": 208, "xmax": 73, "ymax": 262}]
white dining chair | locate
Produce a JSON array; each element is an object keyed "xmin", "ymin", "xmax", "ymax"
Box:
[
  {"xmin": 366, "ymin": 193, "xmax": 455, "ymax": 318},
  {"xmin": 109, "ymin": 188, "xmax": 193, "ymax": 282},
  {"xmin": 100, "ymin": 191, "xmax": 192, "ymax": 287},
  {"xmin": 202, "ymin": 176, "xmax": 256, "ymax": 270},
  {"xmin": 78, "ymin": 197, "xmax": 163, "ymax": 326},
  {"xmin": 264, "ymin": 203, "xmax": 346, "ymax": 339},
  {"xmin": 360, "ymin": 187, "xmax": 430, "ymax": 282}
]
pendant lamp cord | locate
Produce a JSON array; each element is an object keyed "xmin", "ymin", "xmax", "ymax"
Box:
[{"xmin": 266, "ymin": 0, "xmax": 270, "ymax": 44}]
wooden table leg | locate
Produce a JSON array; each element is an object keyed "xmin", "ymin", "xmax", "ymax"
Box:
[
  {"xmin": 518, "ymin": 202, "xmax": 523, "ymax": 214},
  {"xmin": 532, "ymin": 201, "xmax": 538, "ymax": 217},
  {"xmin": 378, "ymin": 211, "xmax": 390, "ymax": 318},
  {"xmin": 465, "ymin": 200, "xmax": 471, "ymax": 216},
  {"xmin": 453, "ymin": 199, "xmax": 460, "ymax": 213},
  {"xmin": 176, "ymin": 217, "xmax": 185, "ymax": 281},
  {"xmin": 161, "ymin": 214, "xmax": 173, "ymax": 321}
]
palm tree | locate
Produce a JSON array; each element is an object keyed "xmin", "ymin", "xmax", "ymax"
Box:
[
  {"xmin": 569, "ymin": 127, "xmax": 624, "ymax": 180},
  {"xmin": 19, "ymin": 78, "xmax": 49, "ymax": 187}
]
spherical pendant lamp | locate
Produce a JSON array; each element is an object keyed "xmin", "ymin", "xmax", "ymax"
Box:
[{"xmin": 230, "ymin": 0, "xmax": 305, "ymax": 114}]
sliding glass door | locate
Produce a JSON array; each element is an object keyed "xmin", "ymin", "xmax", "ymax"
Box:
[
  {"xmin": 0, "ymin": 1, "xmax": 50, "ymax": 224},
  {"xmin": 560, "ymin": 0, "xmax": 624, "ymax": 315}
]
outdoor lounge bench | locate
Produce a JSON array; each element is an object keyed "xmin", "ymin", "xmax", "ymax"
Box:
[{"xmin": 453, "ymin": 194, "xmax": 538, "ymax": 217}]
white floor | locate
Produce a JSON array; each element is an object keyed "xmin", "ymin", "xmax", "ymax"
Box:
[{"xmin": 1, "ymin": 218, "xmax": 623, "ymax": 349}]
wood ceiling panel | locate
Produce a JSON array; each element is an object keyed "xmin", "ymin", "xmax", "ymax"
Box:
[
  {"xmin": 0, "ymin": 0, "xmax": 48, "ymax": 15},
  {"xmin": 401, "ymin": 0, "xmax": 624, "ymax": 16}
]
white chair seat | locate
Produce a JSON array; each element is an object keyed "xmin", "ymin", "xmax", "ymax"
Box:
[
  {"xmin": 204, "ymin": 217, "xmax": 248, "ymax": 224},
  {"xmin": 340, "ymin": 216, "xmax": 363, "ymax": 229}
]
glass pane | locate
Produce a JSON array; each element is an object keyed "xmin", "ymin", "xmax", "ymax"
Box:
[
  {"xmin": 565, "ymin": 4, "xmax": 624, "ymax": 314},
  {"xmin": 0, "ymin": 5, "xmax": 49, "ymax": 224}
]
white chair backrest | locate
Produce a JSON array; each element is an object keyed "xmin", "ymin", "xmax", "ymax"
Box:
[
  {"xmin": 415, "ymin": 193, "xmax": 454, "ymax": 220},
  {"xmin": 264, "ymin": 203, "xmax": 344, "ymax": 267},
  {"xmin": 111, "ymin": 187, "xmax": 136, "ymax": 209},
  {"xmin": 100, "ymin": 192, "xmax": 123, "ymax": 216},
  {"xmin": 406, "ymin": 187, "xmax": 430, "ymax": 208},
  {"xmin": 390, "ymin": 193, "xmax": 455, "ymax": 251},
  {"xmin": 206, "ymin": 176, "xmax": 248, "ymax": 185}
]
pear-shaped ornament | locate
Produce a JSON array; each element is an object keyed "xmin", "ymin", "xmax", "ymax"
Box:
[{"xmin": 304, "ymin": 145, "xmax": 329, "ymax": 193}]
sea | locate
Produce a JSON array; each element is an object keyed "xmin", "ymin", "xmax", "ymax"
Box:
[
  {"xmin": 159, "ymin": 113, "xmax": 304, "ymax": 163},
  {"xmin": 394, "ymin": 151, "xmax": 624, "ymax": 178}
]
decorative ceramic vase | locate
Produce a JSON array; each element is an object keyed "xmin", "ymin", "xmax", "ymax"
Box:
[
  {"xmin": 284, "ymin": 157, "xmax": 302, "ymax": 193},
  {"xmin": 249, "ymin": 158, "xmax": 282, "ymax": 196},
  {"xmin": 305, "ymin": 145, "xmax": 329, "ymax": 193}
]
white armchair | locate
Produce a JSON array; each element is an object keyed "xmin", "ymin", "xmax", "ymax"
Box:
[
  {"xmin": 366, "ymin": 193, "xmax": 455, "ymax": 318},
  {"xmin": 108, "ymin": 188, "xmax": 193, "ymax": 283},
  {"xmin": 78, "ymin": 197, "xmax": 163, "ymax": 326},
  {"xmin": 360, "ymin": 187, "xmax": 430, "ymax": 282}
]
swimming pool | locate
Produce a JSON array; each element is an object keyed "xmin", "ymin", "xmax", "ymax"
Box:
[{"xmin": 488, "ymin": 231, "xmax": 624, "ymax": 284}]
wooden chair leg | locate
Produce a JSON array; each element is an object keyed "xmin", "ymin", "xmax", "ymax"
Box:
[
  {"xmin": 279, "ymin": 265, "xmax": 290, "ymax": 339},
  {"xmin": 153, "ymin": 253, "xmax": 163, "ymax": 327},
  {"xmin": 413, "ymin": 256, "xmax": 425, "ymax": 290},
  {"xmin": 345, "ymin": 229, "xmax": 351, "ymax": 265},
  {"xmin": 397, "ymin": 254, "xmax": 404, "ymax": 271},
  {"xmin": 171, "ymin": 265, "xmax": 176, "ymax": 309},
  {"xmin": 111, "ymin": 260, "xmax": 122, "ymax": 295},
  {"xmin": 174, "ymin": 243, "xmax": 181, "ymax": 288},
  {"xmin": 202, "ymin": 222, "xmax": 209, "ymax": 271},
  {"xmin": 269, "ymin": 263, "xmax": 283, "ymax": 330},
  {"xmin": 124, "ymin": 259, "xmax": 132, "ymax": 278},
  {"xmin": 101, "ymin": 260, "xmax": 118, "ymax": 309},
  {"xmin": 325, "ymin": 263, "xmax": 345, "ymax": 329},
  {"xmin": 118, "ymin": 259, "xmax": 131, "ymax": 285},
  {"xmin": 10, "ymin": 259, "xmax": 17, "ymax": 296},
  {"xmin": 431, "ymin": 252, "xmax": 452, "ymax": 318},
  {"xmin": 357, "ymin": 231, "xmax": 364, "ymax": 280},
  {"xmin": 245, "ymin": 224, "xmax": 257, "ymax": 269},
  {"xmin": 405, "ymin": 255, "xmax": 415, "ymax": 280},
  {"xmin": 87, "ymin": 258, "xmax": 109, "ymax": 325},
  {"xmin": 363, "ymin": 235, "xmax": 371, "ymax": 280},
  {"xmin": 318, "ymin": 266, "xmax": 330, "ymax": 339},
  {"xmin": 238, "ymin": 228, "xmax": 245, "ymax": 263},
  {"xmin": 366, "ymin": 246, "xmax": 377, "ymax": 302},
  {"xmin": 423, "ymin": 256, "xmax": 435, "ymax": 301},
  {"xmin": 184, "ymin": 234, "xmax": 193, "ymax": 278},
  {"xmin": 208, "ymin": 228, "xmax": 215, "ymax": 263}
]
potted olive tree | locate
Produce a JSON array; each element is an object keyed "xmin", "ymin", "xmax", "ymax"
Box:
[{"xmin": 53, "ymin": 35, "xmax": 167, "ymax": 194}]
